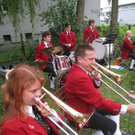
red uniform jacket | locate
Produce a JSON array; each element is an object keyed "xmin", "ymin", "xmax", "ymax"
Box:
[
  {"xmin": 84, "ymin": 26, "xmax": 100, "ymax": 44},
  {"xmin": 65, "ymin": 64, "xmax": 121, "ymax": 126},
  {"xmin": 121, "ymin": 37, "xmax": 135, "ymax": 59},
  {"xmin": 35, "ymin": 42, "xmax": 56, "ymax": 70},
  {"xmin": 1, "ymin": 115, "xmax": 62, "ymax": 135},
  {"xmin": 59, "ymin": 31, "xmax": 76, "ymax": 51}
]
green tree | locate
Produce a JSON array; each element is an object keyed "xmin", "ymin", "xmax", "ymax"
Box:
[{"xmin": 0, "ymin": 0, "xmax": 41, "ymax": 33}]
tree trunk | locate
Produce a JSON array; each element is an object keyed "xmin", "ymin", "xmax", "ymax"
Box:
[
  {"xmin": 76, "ymin": 0, "xmax": 85, "ymax": 26},
  {"xmin": 110, "ymin": 0, "xmax": 118, "ymax": 33}
]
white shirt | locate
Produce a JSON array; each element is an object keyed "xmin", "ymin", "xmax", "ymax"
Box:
[
  {"xmin": 66, "ymin": 31, "xmax": 70, "ymax": 35},
  {"xmin": 90, "ymin": 26, "xmax": 94, "ymax": 32},
  {"xmin": 75, "ymin": 64, "xmax": 128, "ymax": 114},
  {"xmin": 44, "ymin": 41, "xmax": 50, "ymax": 48},
  {"xmin": 25, "ymin": 105, "xmax": 35, "ymax": 118},
  {"xmin": 127, "ymin": 37, "xmax": 131, "ymax": 43}
]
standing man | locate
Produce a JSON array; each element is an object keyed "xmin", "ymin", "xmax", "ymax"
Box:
[
  {"xmin": 35, "ymin": 31, "xmax": 56, "ymax": 92},
  {"xmin": 84, "ymin": 19, "xmax": 100, "ymax": 45},
  {"xmin": 65, "ymin": 45, "xmax": 135, "ymax": 135},
  {"xmin": 60, "ymin": 23, "xmax": 76, "ymax": 56},
  {"xmin": 121, "ymin": 30, "xmax": 135, "ymax": 71}
]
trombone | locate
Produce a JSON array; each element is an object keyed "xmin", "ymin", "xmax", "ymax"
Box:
[
  {"xmin": 35, "ymin": 87, "xmax": 93, "ymax": 134},
  {"xmin": 91, "ymin": 62, "xmax": 135, "ymax": 104},
  {"xmin": 5, "ymin": 69, "xmax": 93, "ymax": 135}
]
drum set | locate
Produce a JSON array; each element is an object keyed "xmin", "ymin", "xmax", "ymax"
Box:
[{"xmin": 40, "ymin": 38, "xmax": 114, "ymax": 89}]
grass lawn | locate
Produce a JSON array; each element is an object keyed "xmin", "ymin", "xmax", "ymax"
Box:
[{"xmin": 0, "ymin": 45, "xmax": 135, "ymax": 134}]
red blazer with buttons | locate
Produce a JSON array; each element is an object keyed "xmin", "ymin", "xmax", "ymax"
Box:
[
  {"xmin": 1, "ymin": 113, "xmax": 63, "ymax": 135},
  {"xmin": 65, "ymin": 64, "xmax": 121, "ymax": 126},
  {"xmin": 59, "ymin": 31, "xmax": 76, "ymax": 51},
  {"xmin": 84, "ymin": 26, "xmax": 100, "ymax": 44},
  {"xmin": 35, "ymin": 42, "xmax": 56, "ymax": 70},
  {"xmin": 121, "ymin": 37, "xmax": 135, "ymax": 59}
]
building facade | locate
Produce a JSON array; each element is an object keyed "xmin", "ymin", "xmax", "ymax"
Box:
[
  {"xmin": 100, "ymin": 0, "xmax": 135, "ymax": 25},
  {"xmin": 0, "ymin": 0, "xmax": 100, "ymax": 51}
]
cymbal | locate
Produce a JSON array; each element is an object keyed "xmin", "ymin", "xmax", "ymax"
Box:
[
  {"xmin": 27, "ymin": 61, "xmax": 49, "ymax": 66},
  {"xmin": 41, "ymin": 46, "xmax": 62, "ymax": 54}
]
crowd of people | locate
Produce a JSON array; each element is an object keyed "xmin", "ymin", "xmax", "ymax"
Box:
[{"xmin": 0, "ymin": 18, "xmax": 135, "ymax": 135}]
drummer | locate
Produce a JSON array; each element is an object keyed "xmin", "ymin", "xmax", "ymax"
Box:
[
  {"xmin": 59, "ymin": 23, "xmax": 76, "ymax": 56},
  {"xmin": 35, "ymin": 31, "xmax": 56, "ymax": 92},
  {"xmin": 84, "ymin": 18, "xmax": 100, "ymax": 45}
]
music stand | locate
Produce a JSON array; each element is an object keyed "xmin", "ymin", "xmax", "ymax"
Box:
[{"xmin": 103, "ymin": 34, "xmax": 117, "ymax": 70}]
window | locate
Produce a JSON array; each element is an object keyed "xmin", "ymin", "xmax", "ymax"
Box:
[
  {"xmin": 131, "ymin": 4, "xmax": 135, "ymax": 9},
  {"xmin": 25, "ymin": 33, "xmax": 32, "ymax": 40},
  {"xmin": 119, "ymin": 7, "xmax": 122, "ymax": 11},
  {"xmin": 3, "ymin": 35, "xmax": 11, "ymax": 42},
  {"xmin": 123, "ymin": 5, "xmax": 129, "ymax": 10}
]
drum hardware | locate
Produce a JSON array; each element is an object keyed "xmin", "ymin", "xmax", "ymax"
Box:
[
  {"xmin": 41, "ymin": 46, "xmax": 62, "ymax": 54},
  {"xmin": 91, "ymin": 64, "xmax": 135, "ymax": 104}
]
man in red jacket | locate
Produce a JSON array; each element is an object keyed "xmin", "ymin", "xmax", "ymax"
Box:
[
  {"xmin": 84, "ymin": 19, "xmax": 100, "ymax": 45},
  {"xmin": 65, "ymin": 45, "xmax": 135, "ymax": 135},
  {"xmin": 60, "ymin": 23, "xmax": 76, "ymax": 56},
  {"xmin": 35, "ymin": 31, "xmax": 56, "ymax": 92},
  {"xmin": 121, "ymin": 30, "xmax": 135, "ymax": 71}
]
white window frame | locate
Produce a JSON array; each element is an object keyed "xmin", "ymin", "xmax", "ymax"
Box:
[
  {"xmin": 123, "ymin": 5, "xmax": 129, "ymax": 11},
  {"xmin": 131, "ymin": 4, "xmax": 135, "ymax": 10}
]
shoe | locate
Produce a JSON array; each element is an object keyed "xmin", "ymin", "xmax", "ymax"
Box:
[
  {"xmin": 129, "ymin": 68, "xmax": 135, "ymax": 71},
  {"xmin": 121, "ymin": 131, "xmax": 133, "ymax": 135},
  {"xmin": 51, "ymin": 87, "xmax": 56, "ymax": 92}
]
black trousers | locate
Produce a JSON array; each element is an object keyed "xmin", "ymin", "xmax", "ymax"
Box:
[
  {"xmin": 43, "ymin": 63, "xmax": 56, "ymax": 77},
  {"xmin": 88, "ymin": 109, "xmax": 116, "ymax": 135},
  {"xmin": 63, "ymin": 50, "xmax": 71, "ymax": 56},
  {"xmin": 129, "ymin": 53, "xmax": 135, "ymax": 59}
]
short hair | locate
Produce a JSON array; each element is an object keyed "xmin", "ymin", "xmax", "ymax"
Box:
[
  {"xmin": 126, "ymin": 30, "xmax": 132, "ymax": 36},
  {"xmin": 74, "ymin": 44, "xmax": 95, "ymax": 63},
  {"xmin": 42, "ymin": 31, "xmax": 51, "ymax": 39},
  {"xmin": 65, "ymin": 22, "xmax": 71, "ymax": 28},
  {"xmin": 89, "ymin": 19, "xmax": 95, "ymax": 25}
]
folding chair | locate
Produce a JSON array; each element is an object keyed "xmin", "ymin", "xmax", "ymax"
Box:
[
  {"xmin": 54, "ymin": 86, "xmax": 94, "ymax": 135},
  {"xmin": 119, "ymin": 58, "xmax": 132, "ymax": 69}
]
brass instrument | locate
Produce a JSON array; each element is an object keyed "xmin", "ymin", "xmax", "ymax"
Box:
[
  {"xmin": 35, "ymin": 87, "xmax": 93, "ymax": 133},
  {"xmin": 95, "ymin": 62, "xmax": 127, "ymax": 84},
  {"xmin": 91, "ymin": 63, "xmax": 135, "ymax": 104},
  {"xmin": 5, "ymin": 69, "xmax": 93, "ymax": 134}
]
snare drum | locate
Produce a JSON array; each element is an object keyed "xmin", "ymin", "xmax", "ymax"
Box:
[
  {"xmin": 57, "ymin": 71, "xmax": 69, "ymax": 89},
  {"xmin": 53, "ymin": 56, "xmax": 71, "ymax": 73}
]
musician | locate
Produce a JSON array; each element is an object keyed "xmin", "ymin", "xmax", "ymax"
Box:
[
  {"xmin": 121, "ymin": 30, "xmax": 135, "ymax": 71},
  {"xmin": 59, "ymin": 23, "xmax": 76, "ymax": 56},
  {"xmin": 84, "ymin": 19, "xmax": 100, "ymax": 45},
  {"xmin": 35, "ymin": 31, "xmax": 56, "ymax": 92},
  {"xmin": 0, "ymin": 64, "xmax": 63, "ymax": 135},
  {"xmin": 65, "ymin": 45, "xmax": 135, "ymax": 135}
]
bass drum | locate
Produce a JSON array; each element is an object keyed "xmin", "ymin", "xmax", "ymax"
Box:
[
  {"xmin": 57, "ymin": 71, "xmax": 69, "ymax": 89},
  {"xmin": 91, "ymin": 38, "xmax": 105, "ymax": 60}
]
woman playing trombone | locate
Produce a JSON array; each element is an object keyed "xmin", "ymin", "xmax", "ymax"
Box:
[{"xmin": 0, "ymin": 64, "xmax": 63, "ymax": 135}]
